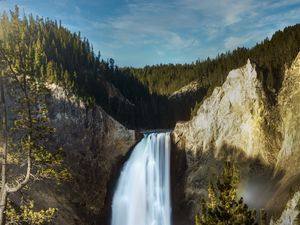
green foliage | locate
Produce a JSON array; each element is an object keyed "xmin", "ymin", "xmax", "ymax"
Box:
[
  {"xmin": 0, "ymin": 6, "xmax": 100, "ymax": 102},
  {"xmin": 104, "ymin": 24, "xmax": 300, "ymax": 128},
  {"xmin": 294, "ymin": 198, "xmax": 300, "ymax": 225},
  {"xmin": 196, "ymin": 162, "xmax": 258, "ymax": 225},
  {"xmin": 0, "ymin": 6, "xmax": 68, "ymax": 183},
  {"xmin": 6, "ymin": 200, "xmax": 57, "ymax": 225},
  {"xmin": 130, "ymin": 24, "xmax": 300, "ymax": 96},
  {"xmin": 0, "ymin": 6, "xmax": 70, "ymax": 224},
  {"xmin": 1, "ymin": 7, "xmax": 300, "ymax": 129}
]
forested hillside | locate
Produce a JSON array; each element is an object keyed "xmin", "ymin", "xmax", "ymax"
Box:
[
  {"xmin": 126, "ymin": 24, "xmax": 300, "ymax": 96},
  {"xmin": 103, "ymin": 24, "xmax": 300, "ymax": 126},
  {"xmin": 0, "ymin": 7, "xmax": 105, "ymax": 104},
  {"xmin": 1, "ymin": 7, "xmax": 300, "ymax": 129},
  {"xmin": 0, "ymin": 7, "xmax": 154, "ymax": 128}
]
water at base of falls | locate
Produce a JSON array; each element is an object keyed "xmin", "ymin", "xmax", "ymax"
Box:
[{"xmin": 111, "ymin": 132, "xmax": 171, "ymax": 225}]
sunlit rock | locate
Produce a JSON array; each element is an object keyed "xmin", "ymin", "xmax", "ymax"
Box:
[
  {"xmin": 276, "ymin": 52, "xmax": 300, "ymax": 177},
  {"xmin": 270, "ymin": 191, "xmax": 300, "ymax": 225},
  {"xmin": 173, "ymin": 59, "xmax": 276, "ymax": 163}
]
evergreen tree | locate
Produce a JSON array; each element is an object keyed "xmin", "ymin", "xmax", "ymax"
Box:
[
  {"xmin": 196, "ymin": 162, "xmax": 257, "ymax": 225},
  {"xmin": 295, "ymin": 199, "xmax": 300, "ymax": 225},
  {"xmin": 259, "ymin": 209, "xmax": 267, "ymax": 225},
  {"xmin": 0, "ymin": 6, "xmax": 69, "ymax": 224},
  {"xmin": 1, "ymin": 6, "xmax": 300, "ymax": 129}
]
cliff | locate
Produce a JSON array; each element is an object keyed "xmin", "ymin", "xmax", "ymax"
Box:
[
  {"xmin": 270, "ymin": 191, "xmax": 300, "ymax": 225},
  {"xmin": 3, "ymin": 83, "xmax": 137, "ymax": 224},
  {"xmin": 276, "ymin": 52, "xmax": 300, "ymax": 177},
  {"xmin": 266, "ymin": 52, "xmax": 300, "ymax": 216},
  {"xmin": 172, "ymin": 53, "xmax": 300, "ymax": 224},
  {"xmin": 173, "ymin": 59, "xmax": 280, "ymax": 162}
]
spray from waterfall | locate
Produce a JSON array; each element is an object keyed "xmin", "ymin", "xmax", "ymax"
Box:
[{"xmin": 111, "ymin": 132, "xmax": 171, "ymax": 225}]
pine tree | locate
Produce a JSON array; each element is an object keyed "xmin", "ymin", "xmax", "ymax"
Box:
[
  {"xmin": 197, "ymin": 162, "xmax": 257, "ymax": 225},
  {"xmin": 259, "ymin": 209, "xmax": 267, "ymax": 225},
  {"xmin": 0, "ymin": 6, "xmax": 70, "ymax": 224}
]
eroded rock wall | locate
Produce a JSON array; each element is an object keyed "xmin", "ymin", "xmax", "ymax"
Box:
[
  {"xmin": 3, "ymin": 83, "xmax": 137, "ymax": 225},
  {"xmin": 173, "ymin": 59, "xmax": 279, "ymax": 163},
  {"xmin": 270, "ymin": 191, "xmax": 300, "ymax": 225},
  {"xmin": 49, "ymin": 84, "xmax": 137, "ymax": 224},
  {"xmin": 171, "ymin": 54, "xmax": 300, "ymax": 223}
]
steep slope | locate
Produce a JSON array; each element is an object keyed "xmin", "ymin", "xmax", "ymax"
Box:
[
  {"xmin": 171, "ymin": 52, "xmax": 300, "ymax": 224},
  {"xmin": 4, "ymin": 82, "xmax": 138, "ymax": 225},
  {"xmin": 277, "ymin": 52, "xmax": 300, "ymax": 177},
  {"xmin": 171, "ymin": 59, "xmax": 283, "ymax": 224},
  {"xmin": 130, "ymin": 24, "xmax": 300, "ymax": 96},
  {"xmin": 173, "ymin": 59, "xmax": 279, "ymax": 163},
  {"xmin": 266, "ymin": 52, "xmax": 300, "ymax": 215},
  {"xmin": 170, "ymin": 81, "xmax": 203, "ymax": 99},
  {"xmin": 168, "ymin": 81, "xmax": 208, "ymax": 123},
  {"xmin": 270, "ymin": 191, "xmax": 300, "ymax": 225}
]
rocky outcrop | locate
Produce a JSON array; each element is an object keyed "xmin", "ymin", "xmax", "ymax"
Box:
[
  {"xmin": 276, "ymin": 53, "xmax": 300, "ymax": 178},
  {"xmin": 171, "ymin": 60, "xmax": 273, "ymax": 224},
  {"xmin": 46, "ymin": 84, "xmax": 137, "ymax": 224},
  {"xmin": 270, "ymin": 191, "xmax": 300, "ymax": 225},
  {"xmin": 265, "ymin": 52, "xmax": 300, "ymax": 215},
  {"xmin": 4, "ymin": 83, "xmax": 137, "ymax": 225},
  {"xmin": 173, "ymin": 59, "xmax": 279, "ymax": 163},
  {"xmin": 169, "ymin": 81, "xmax": 203, "ymax": 99},
  {"xmin": 168, "ymin": 80, "xmax": 209, "ymax": 125},
  {"xmin": 171, "ymin": 54, "xmax": 300, "ymax": 224}
]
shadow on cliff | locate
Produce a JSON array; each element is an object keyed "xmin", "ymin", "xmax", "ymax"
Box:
[{"xmin": 170, "ymin": 141, "xmax": 286, "ymax": 225}]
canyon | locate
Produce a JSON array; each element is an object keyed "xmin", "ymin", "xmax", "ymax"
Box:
[{"xmin": 40, "ymin": 51, "xmax": 300, "ymax": 225}]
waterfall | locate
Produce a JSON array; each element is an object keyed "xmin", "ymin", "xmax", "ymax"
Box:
[{"xmin": 111, "ymin": 132, "xmax": 172, "ymax": 225}]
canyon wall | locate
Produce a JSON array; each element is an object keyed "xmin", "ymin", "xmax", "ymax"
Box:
[
  {"xmin": 3, "ymin": 82, "xmax": 137, "ymax": 225},
  {"xmin": 172, "ymin": 53, "xmax": 300, "ymax": 224}
]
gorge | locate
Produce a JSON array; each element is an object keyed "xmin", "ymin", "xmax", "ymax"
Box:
[{"xmin": 1, "ymin": 6, "xmax": 300, "ymax": 225}]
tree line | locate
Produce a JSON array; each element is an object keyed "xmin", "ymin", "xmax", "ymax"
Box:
[
  {"xmin": 127, "ymin": 24, "xmax": 300, "ymax": 97},
  {"xmin": 1, "ymin": 7, "xmax": 300, "ymax": 130}
]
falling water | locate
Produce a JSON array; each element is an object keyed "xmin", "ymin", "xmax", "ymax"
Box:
[{"xmin": 111, "ymin": 132, "xmax": 171, "ymax": 225}]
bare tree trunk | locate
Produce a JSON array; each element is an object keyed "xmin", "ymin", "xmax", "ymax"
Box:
[
  {"xmin": 0, "ymin": 75, "xmax": 8, "ymax": 225},
  {"xmin": 7, "ymin": 74, "xmax": 32, "ymax": 194},
  {"xmin": 0, "ymin": 187, "xmax": 7, "ymax": 225},
  {"xmin": 0, "ymin": 55, "xmax": 33, "ymax": 225}
]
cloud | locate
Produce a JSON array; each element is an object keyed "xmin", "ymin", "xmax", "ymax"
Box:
[
  {"xmin": 87, "ymin": 0, "xmax": 300, "ymax": 66},
  {"xmin": 93, "ymin": 1, "xmax": 200, "ymax": 51},
  {"xmin": 1, "ymin": 0, "xmax": 300, "ymax": 67},
  {"xmin": 178, "ymin": 0, "xmax": 255, "ymax": 26},
  {"xmin": 224, "ymin": 35, "xmax": 253, "ymax": 49},
  {"xmin": 99, "ymin": 0, "xmax": 256, "ymax": 50}
]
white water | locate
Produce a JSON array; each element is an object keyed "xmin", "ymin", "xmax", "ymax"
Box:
[{"xmin": 111, "ymin": 132, "xmax": 172, "ymax": 225}]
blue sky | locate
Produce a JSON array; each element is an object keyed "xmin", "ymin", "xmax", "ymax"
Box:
[{"xmin": 1, "ymin": 0, "xmax": 300, "ymax": 67}]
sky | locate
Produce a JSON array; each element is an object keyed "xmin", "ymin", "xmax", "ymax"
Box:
[{"xmin": 0, "ymin": 0, "xmax": 300, "ymax": 67}]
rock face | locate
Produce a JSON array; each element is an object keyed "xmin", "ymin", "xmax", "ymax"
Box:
[
  {"xmin": 277, "ymin": 52, "xmax": 300, "ymax": 178},
  {"xmin": 170, "ymin": 81, "xmax": 203, "ymax": 99},
  {"xmin": 173, "ymin": 59, "xmax": 278, "ymax": 163},
  {"xmin": 266, "ymin": 52, "xmax": 300, "ymax": 215},
  {"xmin": 172, "ymin": 54, "xmax": 300, "ymax": 224},
  {"xmin": 168, "ymin": 80, "xmax": 209, "ymax": 127},
  {"xmin": 46, "ymin": 84, "xmax": 137, "ymax": 224},
  {"xmin": 270, "ymin": 191, "xmax": 300, "ymax": 225},
  {"xmin": 3, "ymin": 83, "xmax": 137, "ymax": 225}
]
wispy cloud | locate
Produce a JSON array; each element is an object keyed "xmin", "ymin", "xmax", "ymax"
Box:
[
  {"xmin": 1, "ymin": 0, "xmax": 300, "ymax": 67},
  {"xmin": 224, "ymin": 34, "xmax": 254, "ymax": 49}
]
